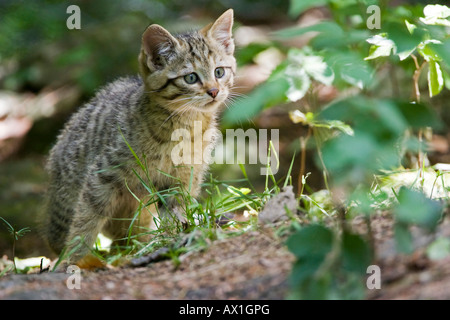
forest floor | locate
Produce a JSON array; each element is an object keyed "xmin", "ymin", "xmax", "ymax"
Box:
[
  {"xmin": 1, "ymin": 219, "xmax": 450, "ymax": 300},
  {"xmin": 0, "ymin": 229, "xmax": 293, "ymax": 300},
  {"xmin": 1, "ymin": 157, "xmax": 450, "ymax": 300},
  {"xmin": 1, "ymin": 205, "xmax": 450, "ymax": 299}
]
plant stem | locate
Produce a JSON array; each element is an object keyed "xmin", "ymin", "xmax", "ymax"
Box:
[
  {"xmin": 411, "ymin": 54, "xmax": 426, "ymax": 104},
  {"xmin": 298, "ymin": 127, "xmax": 312, "ymax": 197},
  {"xmin": 365, "ymin": 214, "xmax": 375, "ymax": 259},
  {"xmin": 411, "ymin": 54, "xmax": 427, "ymax": 179},
  {"xmin": 12, "ymin": 237, "xmax": 17, "ymax": 274}
]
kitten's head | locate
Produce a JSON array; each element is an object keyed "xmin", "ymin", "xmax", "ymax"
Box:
[{"xmin": 139, "ymin": 9, "xmax": 236, "ymax": 113}]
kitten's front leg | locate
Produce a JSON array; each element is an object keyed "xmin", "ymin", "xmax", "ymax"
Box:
[
  {"xmin": 63, "ymin": 176, "xmax": 113, "ymax": 265},
  {"xmin": 64, "ymin": 204, "xmax": 108, "ymax": 265},
  {"xmin": 158, "ymin": 196, "xmax": 188, "ymax": 229},
  {"xmin": 157, "ymin": 166, "xmax": 204, "ymax": 228}
]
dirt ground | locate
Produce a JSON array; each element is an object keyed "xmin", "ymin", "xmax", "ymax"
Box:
[
  {"xmin": 0, "ymin": 229, "xmax": 293, "ymax": 300},
  {"xmin": 1, "ymin": 213, "xmax": 450, "ymax": 300},
  {"xmin": 360, "ymin": 213, "xmax": 450, "ymax": 300},
  {"xmin": 1, "ymin": 159, "xmax": 449, "ymax": 300}
]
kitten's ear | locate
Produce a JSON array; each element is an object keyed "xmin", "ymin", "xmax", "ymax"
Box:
[
  {"xmin": 140, "ymin": 24, "xmax": 178, "ymax": 72},
  {"xmin": 202, "ymin": 9, "xmax": 234, "ymax": 55}
]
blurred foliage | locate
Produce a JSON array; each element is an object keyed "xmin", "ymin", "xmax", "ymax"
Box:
[
  {"xmin": 223, "ymin": 0, "xmax": 449, "ymax": 299},
  {"xmin": 287, "ymin": 224, "xmax": 371, "ymax": 299},
  {"xmin": 319, "ymin": 97, "xmax": 442, "ymax": 185},
  {"xmin": 393, "ymin": 187, "xmax": 443, "ymax": 253},
  {"xmin": 0, "ymin": 0, "xmax": 288, "ymax": 94}
]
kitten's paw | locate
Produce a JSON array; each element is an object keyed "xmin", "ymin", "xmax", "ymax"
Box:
[
  {"xmin": 76, "ymin": 253, "xmax": 106, "ymax": 269},
  {"xmin": 159, "ymin": 203, "xmax": 187, "ymax": 226},
  {"xmin": 50, "ymin": 253, "xmax": 105, "ymax": 272}
]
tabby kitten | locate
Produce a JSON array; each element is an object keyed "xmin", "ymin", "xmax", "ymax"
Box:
[{"xmin": 42, "ymin": 9, "xmax": 236, "ymax": 264}]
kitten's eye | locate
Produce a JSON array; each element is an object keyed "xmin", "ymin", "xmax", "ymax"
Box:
[
  {"xmin": 215, "ymin": 67, "xmax": 225, "ymax": 78},
  {"xmin": 184, "ymin": 73, "xmax": 198, "ymax": 84}
]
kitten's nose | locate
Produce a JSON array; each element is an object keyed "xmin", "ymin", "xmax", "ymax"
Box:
[{"xmin": 207, "ymin": 88, "xmax": 219, "ymax": 99}]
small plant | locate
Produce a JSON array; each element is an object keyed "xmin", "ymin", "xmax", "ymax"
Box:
[
  {"xmin": 0, "ymin": 217, "xmax": 31, "ymax": 274},
  {"xmin": 286, "ymin": 224, "xmax": 372, "ymax": 299}
]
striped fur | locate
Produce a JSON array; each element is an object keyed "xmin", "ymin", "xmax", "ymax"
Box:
[{"xmin": 41, "ymin": 10, "xmax": 236, "ymax": 262}]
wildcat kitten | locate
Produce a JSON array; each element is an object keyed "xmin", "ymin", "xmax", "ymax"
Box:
[{"xmin": 42, "ymin": 9, "xmax": 236, "ymax": 264}]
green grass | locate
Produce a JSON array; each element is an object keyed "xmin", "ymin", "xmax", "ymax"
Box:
[
  {"xmin": 99, "ymin": 166, "xmax": 281, "ymax": 266},
  {"xmin": 56, "ymin": 133, "xmax": 291, "ymax": 268}
]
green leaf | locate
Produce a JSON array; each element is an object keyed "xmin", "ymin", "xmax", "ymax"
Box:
[
  {"xmin": 394, "ymin": 187, "xmax": 443, "ymax": 230},
  {"xmin": 285, "ymin": 66, "xmax": 311, "ymax": 102},
  {"xmin": 365, "ymin": 34, "xmax": 395, "ymax": 60},
  {"xmin": 289, "ymin": 0, "xmax": 329, "ymax": 18},
  {"xmin": 429, "ymin": 39, "xmax": 450, "ymax": 68},
  {"xmin": 395, "ymin": 101, "xmax": 442, "ymax": 130},
  {"xmin": 313, "ymin": 120, "xmax": 354, "ymax": 136},
  {"xmin": 290, "ymin": 256, "xmax": 325, "ymax": 286},
  {"xmin": 420, "ymin": 4, "xmax": 450, "ymax": 27},
  {"xmin": 341, "ymin": 232, "xmax": 372, "ymax": 274},
  {"xmin": 297, "ymin": 273, "xmax": 332, "ymax": 300},
  {"xmin": 289, "ymin": 110, "xmax": 308, "ymax": 124},
  {"xmin": 418, "ymin": 40, "xmax": 442, "ymax": 62},
  {"xmin": 428, "ymin": 60, "xmax": 444, "ymax": 97},
  {"xmin": 222, "ymin": 77, "xmax": 289, "ymax": 125},
  {"xmin": 423, "ymin": 4, "xmax": 450, "ymax": 19},
  {"xmin": 426, "ymin": 237, "xmax": 450, "ymax": 260},
  {"xmin": 286, "ymin": 224, "xmax": 334, "ymax": 259},
  {"xmin": 236, "ymin": 43, "xmax": 273, "ymax": 67},
  {"xmin": 284, "ymin": 48, "xmax": 334, "ymax": 101},
  {"xmin": 385, "ymin": 21, "xmax": 426, "ymax": 61},
  {"xmin": 323, "ymin": 50, "xmax": 373, "ymax": 89},
  {"xmin": 320, "ymin": 97, "xmax": 409, "ymax": 138},
  {"xmin": 287, "ymin": 224, "xmax": 334, "ymax": 297},
  {"xmin": 0, "ymin": 216, "xmax": 14, "ymax": 234},
  {"xmin": 394, "ymin": 222, "xmax": 413, "ymax": 254},
  {"xmin": 288, "ymin": 48, "xmax": 334, "ymax": 84},
  {"xmin": 405, "ymin": 20, "xmax": 417, "ymax": 34},
  {"xmin": 16, "ymin": 227, "xmax": 31, "ymax": 238},
  {"xmin": 275, "ymin": 21, "xmax": 343, "ymax": 39},
  {"xmin": 275, "ymin": 21, "xmax": 368, "ymax": 49},
  {"xmin": 321, "ymin": 133, "xmax": 383, "ymax": 183}
]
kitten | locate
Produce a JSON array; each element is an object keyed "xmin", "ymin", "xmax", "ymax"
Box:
[{"xmin": 42, "ymin": 9, "xmax": 236, "ymax": 264}]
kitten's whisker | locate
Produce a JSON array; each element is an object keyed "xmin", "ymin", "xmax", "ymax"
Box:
[
  {"xmin": 158, "ymin": 96, "xmax": 197, "ymax": 129},
  {"xmin": 223, "ymin": 100, "xmax": 231, "ymax": 110},
  {"xmin": 144, "ymin": 89, "xmax": 164, "ymax": 94},
  {"xmin": 229, "ymin": 92, "xmax": 248, "ymax": 99},
  {"xmin": 224, "ymin": 93, "xmax": 247, "ymax": 107},
  {"xmin": 229, "ymin": 90, "xmax": 248, "ymax": 97},
  {"xmin": 231, "ymin": 85, "xmax": 250, "ymax": 90},
  {"xmin": 159, "ymin": 98, "xmax": 198, "ymax": 129},
  {"xmin": 166, "ymin": 96, "xmax": 193, "ymax": 106}
]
